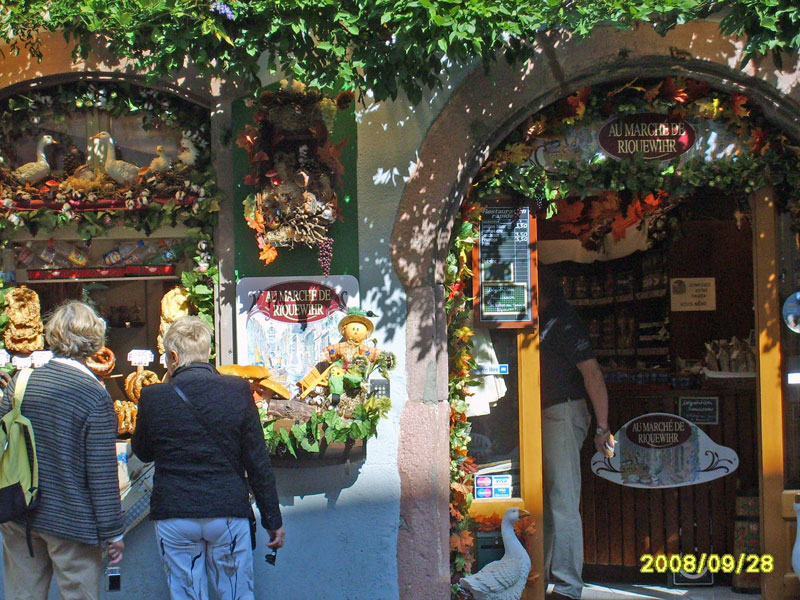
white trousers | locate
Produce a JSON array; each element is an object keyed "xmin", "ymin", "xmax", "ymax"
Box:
[
  {"xmin": 155, "ymin": 517, "xmax": 254, "ymax": 600},
  {"xmin": 542, "ymin": 399, "xmax": 591, "ymax": 600}
]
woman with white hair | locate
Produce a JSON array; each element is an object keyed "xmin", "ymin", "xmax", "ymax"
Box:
[
  {"xmin": 0, "ymin": 300, "xmax": 124, "ymax": 600},
  {"xmin": 132, "ymin": 315, "xmax": 284, "ymax": 600}
]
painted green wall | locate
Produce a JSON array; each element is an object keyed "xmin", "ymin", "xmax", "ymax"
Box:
[{"xmin": 231, "ymin": 95, "xmax": 358, "ymax": 279}]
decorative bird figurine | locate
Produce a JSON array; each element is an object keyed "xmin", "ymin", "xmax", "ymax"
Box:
[
  {"xmin": 92, "ymin": 131, "xmax": 142, "ymax": 185},
  {"xmin": 459, "ymin": 508, "xmax": 532, "ymax": 600},
  {"xmin": 176, "ymin": 137, "xmax": 198, "ymax": 167},
  {"xmin": 13, "ymin": 134, "xmax": 57, "ymax": 185},
  {"xmin": 148, "ymin": 145, "xmax": 171, "ymax": 173}
]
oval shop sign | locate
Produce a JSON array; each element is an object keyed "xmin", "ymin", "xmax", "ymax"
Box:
[
  {"xmin": 598, "ymin": 113, "xmax": 696, "ymax": 160},
  {"xmin": 591, "ymin": 412, "xmax": 738, "ymax": 489}
]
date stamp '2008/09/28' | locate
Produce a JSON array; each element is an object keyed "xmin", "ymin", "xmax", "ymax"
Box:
[{"xmin": 640, "ymin": 553, "xmax": 774, "ymax": 575}]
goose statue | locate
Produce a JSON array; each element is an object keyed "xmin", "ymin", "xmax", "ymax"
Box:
[
  {"xmin": 91, "ymin": 131, "xmax": 142, "ymax": 185},
  {"xmin": 176, "ymin": 137, "xmax": 198, "ymax": 167},
  {"xmin": 459, "ymin": 507, "xmax": 532, "ymax": 600},
  {"xmin": 13, "ymin": 134, "xmax": 57, "ymax": 185},
  {"xmin": 148, "ymin": 145, "xmax": 171, "ymax": 173}
]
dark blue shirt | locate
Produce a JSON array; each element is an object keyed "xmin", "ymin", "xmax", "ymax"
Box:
[{"xmin": 539, "ymin": 298, "xmax": 595, "ymax": 408}]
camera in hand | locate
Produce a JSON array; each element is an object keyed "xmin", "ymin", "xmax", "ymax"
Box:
[
  {"xmin": 105, "ymin": 566, "xmax": 121, "ymax": 591},
  {"xmin": 265, "ymin": 549, "xmax": 277, "ymax": 565}
]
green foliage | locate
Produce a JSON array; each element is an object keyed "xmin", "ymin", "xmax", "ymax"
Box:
[
  {"xmin": 258, "ymin": 396, "xmax": 390, "ymax": 458},
  {"xmin": 2, "ymin": 2, "xmax": 799, "ymax": 103}
]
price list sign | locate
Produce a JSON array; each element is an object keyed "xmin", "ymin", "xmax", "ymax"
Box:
[{"xmin": 474, "ymin": 204, "xmax": 536, "ymax": 327}]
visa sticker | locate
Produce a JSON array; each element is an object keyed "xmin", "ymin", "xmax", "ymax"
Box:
[{"xmin": 493, "ymin": 487, "xmax": 512, "ymax": 498}]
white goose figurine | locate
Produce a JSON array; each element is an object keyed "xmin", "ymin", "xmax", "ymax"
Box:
[
  {"xmin": 459, "ymin": 507, "xmax": 532, "ymax": 600},
  {"xmin": 13, "ymin": 134, "xmax": 57, "ymax": 185},
  {"xmin": 148, "ymin": 145, "xmax": 171, "ymax": 173},
  {"xmin": 176, "ymin": 137, "xmax": 198, "ymax": 167},
  {"xmin": 92, "ymin": 131, "xmax": 142, "ymax": 185}
]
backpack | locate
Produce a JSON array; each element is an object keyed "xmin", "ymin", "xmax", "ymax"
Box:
[{"xmin": 0, "ymin": 368, "xmax": 40, "ymax": 554}]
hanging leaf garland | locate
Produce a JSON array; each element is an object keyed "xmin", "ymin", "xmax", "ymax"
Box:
[
  {"xmin": 446, "ymin": 202, "xmax": 483, "ymax": 594},
  {"xmin": 239, "ymin": 80, "xmax": 353, "ymax": 273},
  {"xmin": 470, "ymin": 77, "xmax": 800, "ymax": 247}
]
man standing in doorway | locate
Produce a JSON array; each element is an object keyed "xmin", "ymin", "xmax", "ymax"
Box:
[{"xmin": 538, "ymin": 266, "xmax": 613, "ymax": 600}]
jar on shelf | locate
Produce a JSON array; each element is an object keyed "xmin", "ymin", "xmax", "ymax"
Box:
[
  {"xmin": 590, "ymin": 275, "xmax": 603, "ymax": 298},
  {"xmin": 604, "ymin": 271, "xmax": 615, "ymax": 297},
  {"xmin": 559, "ymin": 275, "xmax": 573, "ymax": 299},
  {"xmin": 573, "ymin": 275, "xmax": 587, "ymax": 299}
]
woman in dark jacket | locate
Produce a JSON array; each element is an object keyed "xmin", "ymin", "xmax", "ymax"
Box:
[{"xmin": 132, "ymin": 316, "xmax": 284, "ymax": 600}]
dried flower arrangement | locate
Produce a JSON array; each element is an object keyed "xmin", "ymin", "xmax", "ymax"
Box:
[{"xmin": 239, "ymin": 80, "xmax": 354, "ymax": 275}]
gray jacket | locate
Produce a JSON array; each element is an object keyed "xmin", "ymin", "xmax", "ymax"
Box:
[{"xmin": 0, "ymin": 359, "xmax": 124, "ymax": 545}]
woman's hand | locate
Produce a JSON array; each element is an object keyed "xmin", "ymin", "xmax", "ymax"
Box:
[
  {"xmin": 267, "ymin": 526, "xmax": 286, "ymax": 549},
  {"xmin": 106, "ymin": 540, "xmax": 124, "ymax": 565}
]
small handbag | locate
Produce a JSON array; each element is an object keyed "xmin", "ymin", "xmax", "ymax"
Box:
[{"xmin": 170, "ymin": 383, "xmax": 257, "ymax": 550}]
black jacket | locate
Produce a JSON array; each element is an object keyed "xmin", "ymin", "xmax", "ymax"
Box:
[{"xmin": 131, "ymin": 363, "xmax": 282, "ymax": 531}]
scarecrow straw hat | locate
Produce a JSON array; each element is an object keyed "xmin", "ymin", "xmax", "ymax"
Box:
[{"xmin": 338, "ymin": 308, "xmax": 374, "ymax": 337}]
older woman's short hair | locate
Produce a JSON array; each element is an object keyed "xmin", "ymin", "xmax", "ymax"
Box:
[
  {"xmin": 45, "ymin": 301, "xmax": 106, "ymax": 359},
  {"xmin": 163, "ymin": 316, "xmax": 212, "ymax": 367}
]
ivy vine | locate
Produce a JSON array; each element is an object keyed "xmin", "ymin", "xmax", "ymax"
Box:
[
  {"xmin": 470, "ymin": 76, "xmax": 800, "ymax": 248},
  {"xmin": 2, "ymin": 2, "xmax": 800, "ymax": 104}
]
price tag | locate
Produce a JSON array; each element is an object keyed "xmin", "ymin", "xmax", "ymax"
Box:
[
  {"xmin": 31, "ymin": 350, "xmax": 54, "ymax": 368},
  {"xmin": 11, "ymin": 355, "xmax": 33, "ymax": 369},
  {"xmin": 127, "ymin": 349, "xmax": 154, "ymax": 367},
  {"xmin": 0, "ymin": 349, "xmax": 10, "ymax": 366}
]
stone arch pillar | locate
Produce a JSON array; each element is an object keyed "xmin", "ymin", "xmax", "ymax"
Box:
[{"xmin": 391, "ymin": 21, "xmax": 800, "ymax": 599}]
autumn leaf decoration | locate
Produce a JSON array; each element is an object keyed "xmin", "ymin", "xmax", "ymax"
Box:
[
  {"xmin": 730, "ymin": 93, "xmax": 750, "ymax": 120},
  {"xmin": 660, "ymin": 77, "xmax": 689, "ymax": 104},
  {"xmin": 450, "ymin": 529, "xmax": 474, "ymax": 558},
  {"xmin": 562, "ymin": 86, "xmax": 591, "ymax": 124}
]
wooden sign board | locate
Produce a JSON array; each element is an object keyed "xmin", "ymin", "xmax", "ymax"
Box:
[{"xmin": 473, "ymin": 203, "xmax": 537, "ymax": 328}]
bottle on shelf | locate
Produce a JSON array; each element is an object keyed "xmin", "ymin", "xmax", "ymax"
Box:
[
  {"xmin": 16, "ymin": 241, "xmax": 45, "ymax": 269},
  {"xmin": 52, "ymin": 239, "xmax": 90, "ymax": 267},
  {"xmin": 102, "ymin": 240, "xmax": 142, "ymax": 266},
  {"xmin": 1, "ymin": 248, "xmax": 15, "ymax": 283},
  {"xmin": 122, "ymin": 240, "xmax": 160, "ymax": 265},
  {"xmin": 144, "ymin": 239, "xmax": 191, "ymax": 265},
  {"xmin": 37, "ymin": 240, "xmax": 70, "ymax": 268}
]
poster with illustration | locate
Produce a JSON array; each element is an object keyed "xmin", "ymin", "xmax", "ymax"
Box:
[
  {"xmin": 591, "ymin": 412, "xmax": 738, "ymax": 489},
  {"xmin": 236, "ymin": 276, "xmax": 360, "ymax": 396}
]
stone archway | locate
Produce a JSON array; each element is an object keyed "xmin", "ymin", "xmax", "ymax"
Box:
[{"xmin": 391, "ymin": 21, "xmax": 800, "ymax": 599}]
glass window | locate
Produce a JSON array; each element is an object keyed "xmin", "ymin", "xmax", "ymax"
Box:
[
  {"xmin": 778, "ymin": 213, "xmax": 800, "ymax": 487},
  {"xmin": 467, "ymin": 326, "xmax": 521, "ymax": 498}
]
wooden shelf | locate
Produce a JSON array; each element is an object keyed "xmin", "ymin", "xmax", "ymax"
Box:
[{"xmin": 19, "ymin": 275, "xmax": 179, "ymax": 283}]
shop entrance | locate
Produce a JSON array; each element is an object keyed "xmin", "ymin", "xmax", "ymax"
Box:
[
  {"xmin": 543, "ymin": 203, "xmax": 759, "ymax": 584},
  {"xmin": 466, "ymin": 194, "xmax": 761, "ymax": 592}
]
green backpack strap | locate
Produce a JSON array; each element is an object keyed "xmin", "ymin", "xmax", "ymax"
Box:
[
  {"xmin": 10, "ymin": 368, "xmax": 36, "ymax": 492},
  {"xmin": 11, "ymin": 368, "xmax": 34, "ymax": 410}
]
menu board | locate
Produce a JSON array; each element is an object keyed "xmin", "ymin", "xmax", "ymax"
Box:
[{"xmin": 474, "ymin": 204, "xmax": 536, "ymax": 327}]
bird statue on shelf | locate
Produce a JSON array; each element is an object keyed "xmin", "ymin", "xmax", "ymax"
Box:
[
  {"xmin": 458, "ymin": 507, "xmax": 532, "ymax": 600},
  {"xmin": 92, "ymin": 131, "xmax": 142, "ymax": 185},
  {"xmin": 176, "ymin": 137, "xmax": 198, "ymax": 167},
  {"xmin": 148, "ymin": 145, "xmax": 171, "ymax": 173},
  {"xmin": 12, "ymin": 134, "xmax": 57, "ymax": 185}
]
